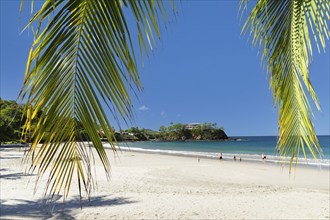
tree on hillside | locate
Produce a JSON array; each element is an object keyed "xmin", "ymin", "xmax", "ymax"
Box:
[
  {"xmin": 158, "ymin": 126, "xmax": 168, "ymax": 140},
  {"xmin": 126, "ymin": 127, "xmax": 148, "ymax": 140},
  {"xmin": 190, "ymin": 123, "xmax": 217, "ymax": 140},
  {"xmin": 167, "ymin": 123, "xmax": 189, "ymax": 140},
  {"xmin": 159, "ymin": 126, "xmax": 167, "ymax": 133},
  {"xmin": 19, "ymin": 0, "xmax": 329, "ymax": 200},
  {"xmin": 156, "ymin": 122, "xmax": 226, "ymax": 140},
  {"xmin": 0, "ymin": 99, "xmax": 24, "ymax": 143}
]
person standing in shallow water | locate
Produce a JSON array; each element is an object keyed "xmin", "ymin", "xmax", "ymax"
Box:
[
  {"xmin": 219, "ymin": 152, "xmax": 223, "ymax": 160},
  {"xmin": 234, "ymin": 155, "xmax": 236, "ymax": 161}
]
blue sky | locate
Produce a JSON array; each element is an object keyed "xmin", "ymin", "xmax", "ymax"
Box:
[{"xmin": 1, "ymin": 1, "xmax": 329, "ymax": 136}]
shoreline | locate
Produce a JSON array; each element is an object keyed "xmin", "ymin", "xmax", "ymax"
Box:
[
  {"xmin": 109, "ymin": 142, "xmax": 330, "ymax": 169},
  {"xmin": 2, "ymin": 142, "xmax": 328, "ymax": 168},
  {"xmin": 114, "ymin": 147, "xmax": 330, "ymax": 171}
]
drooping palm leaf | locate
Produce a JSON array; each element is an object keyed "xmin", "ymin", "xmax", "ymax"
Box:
[
  {"xmin": 20, "ymin": 0, "xmax": 173, "ymax": 200},
  {"xmin": 241, "ymin": 0, "xmax": 329, "ymax": 171}
]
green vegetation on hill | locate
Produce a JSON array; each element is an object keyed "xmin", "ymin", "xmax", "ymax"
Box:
[
  {"xmin": 0, "ymin": 99, "xmax": 94, "ymax": 144},
  {"xmin": 1, "ymin": 99, "xmax": 227, "ymax": 143},
  {"xmin": 117, "ymin": 123, "xmax": 228, "ymax": 142},
  {"xmin": 157, "ymin": 122, "xmax": 227, "ymax": 141},
  {"xmin": 0, "ymin": 99, "xmax": 26, "ymax": 143}
]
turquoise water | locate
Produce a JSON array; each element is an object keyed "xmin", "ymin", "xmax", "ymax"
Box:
[{"xmin": 106, "ymin": 136, "xmax": 330, "ymax": 167}]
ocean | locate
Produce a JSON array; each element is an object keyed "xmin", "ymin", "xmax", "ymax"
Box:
[{"xmin": 106, "ymin": 136, "xmax": 330, "ymax": 167}]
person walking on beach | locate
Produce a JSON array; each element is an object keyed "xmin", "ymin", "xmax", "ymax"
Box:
[
  {"xmin": 234, "ymin": 155, "xmax": 236, "ymax": 161},
  {"xmin": 262, "ymin": 153, "xmax": 267, "ymax": 160},
  {"xmin": 219, "ymin": 152, "xmax": 223, "ymax": 160}
]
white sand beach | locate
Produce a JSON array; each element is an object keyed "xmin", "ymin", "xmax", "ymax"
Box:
[{"xmin": 1, "ymin": 145, "xmax": 329, "ymax": 219}]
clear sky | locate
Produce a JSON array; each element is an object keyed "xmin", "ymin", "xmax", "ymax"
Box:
[{"xmin": 1, "ymin": 1, "xmax": 329, "ymax": 136}]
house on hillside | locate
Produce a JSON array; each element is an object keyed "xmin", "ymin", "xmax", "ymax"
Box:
[{"xmin": 184, "ymin": 123, "xmax": 201, "ymax": 130}]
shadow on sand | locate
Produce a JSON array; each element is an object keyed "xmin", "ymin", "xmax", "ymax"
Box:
[
  {"xmin": 0, "ymin": 172, "xmax": 36, "ymax": 180},
  {"xmin": 0, "ymin": 195, "xmax": 137, "ymax": 219}
]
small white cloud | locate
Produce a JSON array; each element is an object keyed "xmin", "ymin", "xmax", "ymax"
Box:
[
  {"xmin": 139, "ymin": 105, "xmax": 149, "ymax": 111},
  {"xmin": 161, "ymin": 111, "xmax": 166, "ymax": 117}
]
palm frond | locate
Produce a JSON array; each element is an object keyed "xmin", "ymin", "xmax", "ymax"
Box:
[
  {"xmin": 20, "ymin": 0, "xmax": 172, "ymax": 200},
  {"xmin": 241, "ymin": 0, "xmax": 329, "ymax": 171}
]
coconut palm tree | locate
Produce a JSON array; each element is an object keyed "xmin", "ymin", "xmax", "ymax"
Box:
[
  {"xmin": 20, "ymin": 0, "xmax": 174, "ymax": 201},
  {"xmin": 240, "ymin": 0, "xmax": 329, "ymax": 171},
  {"xmin": 20, "ymin": 0, "xmax": 328, "ymax": 201}
]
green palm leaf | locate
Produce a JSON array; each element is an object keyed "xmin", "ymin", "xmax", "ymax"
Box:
[
  {"xmin": 241, "ymin": 0, "xmax": 329, "ymax": 171},
  {"xmin": 20, "ymin": 0, "xmax": 173, "ymax": 201}
]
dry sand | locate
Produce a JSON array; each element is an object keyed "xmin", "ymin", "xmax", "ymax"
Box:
[{"xmin": 1, "ymin": 145, "xmax": 329, "ymax": 219}]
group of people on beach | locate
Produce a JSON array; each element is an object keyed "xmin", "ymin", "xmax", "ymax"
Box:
[
  {"xmin": 233, "ymin": 155, "xmax": 242, "ymax": 162},
  {"xmin": 198, "ymin": 152, "xmax": 267, "ymax": 163},
  {"xmin": 218, "ymin": 152, "xmax": 266, "ymax": 162},
  {"xmin": 218, "ymin": 152, "xmax": 242, "ymax": 161}
]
